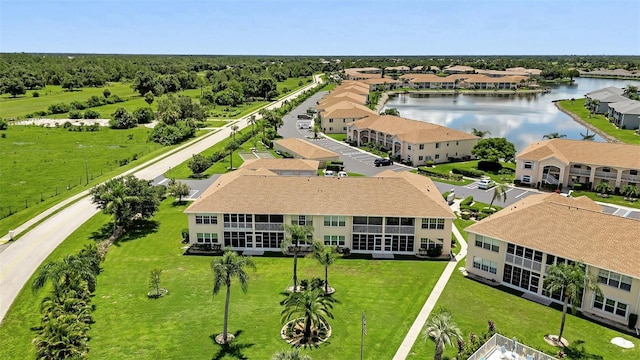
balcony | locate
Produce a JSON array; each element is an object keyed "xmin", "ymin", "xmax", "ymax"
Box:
[
  {"xmin": 467, "ymin": 333, "xmax": 558, "ymax": 360},
  {"xmin": 569, "ymin": 169, "xmax": 591, "ymax": 176},
  {"xmin": 223, "ymin": 223, "xmax": 252, "ymax": 230},
  {"xmin": 621, "ymin": 174, "xmax": 640, "ymax": 183},
  {"xmin": 594, "ymin": 171, "xmax": 617, "ymax": 180},
  {"xmin": 385, "ymin": 225, "xmax": 415, "ymax": 234},
  {"xmin": 352, "ymin": 225, "xmax": 383, "ymax": 233},
  {"xmin": 254, "ymin": 223, "xmax": 283, "ymax": 231}
]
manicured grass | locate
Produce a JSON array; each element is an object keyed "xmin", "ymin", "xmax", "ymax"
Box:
[
  {"xmin": 46, "ymin": 97, "xmax": 155, "ymax": 120},
  {"xmin": 204, "ymin": 120, "xmax": 230, "ymax": 128},
  {"xmin": 0, "ymin": 200, "xmax": 448, "ymax": 359},
  {"xmin": 411, "ymin": 169, "xmax": 473, "ymax": 186},
  {"xmin": 557, "ymin": 99, "xmax": 640, "ymax": 144},
  {"xmin": 408, "ymin": 268, "xmax": 639, "ymax": 360},
  {"xmin": 453, "ymin": 218, "xmax": 476, "ymax": 241},
  {"xmin": 427, "ymin": 160, "xmax": 516, "ymax": 184},
  {"xmin": 276, "ymin": 76, "xmax": 313, "ymax": 95},
  {"xmin": 207, "ymin": 101, "xmax": 269, "ymax": 120},
  {"xmin": 326, "ymin": 133, "xmax": 347, "ymax": 142},
  {"xmin": 0, "ymin": 83, "xmax": 138, "ymax": 119},
  {"xmin": 0, "ymin": 125, "xmax": 167, "ymax": 235},
  {"xmin": 571, "ymin": 190, "xmax": 640, "ymax": 209}
]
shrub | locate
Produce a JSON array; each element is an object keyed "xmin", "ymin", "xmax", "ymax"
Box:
[
  {"xmin": 86, "ymin": 95, "xmax": 105, "ymax": 107},
  {"xmin": 70, "ymin": 100, "xmax": 87, "ymax": 110},
  {"xmin": 32, "ymin": 91, "xmax": 40, "ymax": 97},
  {"xmin": 460, "ymin": 212, "xmax": 471, "ymax": 220},
  {"xmin": 0, "ymin": 118, "xmax": 8, "ymax": 130},
  {"xmin": 572, "ymin": 183, "xmax": 582, "ymax": 190},
  {"xmin": 426, "ymin": 247, "xmax": 442, "ymax": 257},
  {"xmin": 83, "ymin": 109, "xmax": 101, "ymax": 119},
  {"xmin": 477, "ymin": 160, "xmax": 502, "ymax": 172},
  {"xmin": 47, "ymin": 102, "xmax": 71, "ymax": 114},
  {"xmin": 68, "ymin": 110, "xmax": 82, "ymax": 119},
  {"xmin": 460, "ymin": 196, "xmax": 474, "ymax": 206},
  {"xmin": 133, "ymin": 107, "xmax": 155, "ymax": 124},
  {"xmin": 452, "ymin": 168, "xmax": 484, "ymax": 178}
]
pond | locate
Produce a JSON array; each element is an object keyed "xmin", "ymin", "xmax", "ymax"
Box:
[{"xmin": 382, "ymin": 77, "xmax": 640, "ymax": 151}]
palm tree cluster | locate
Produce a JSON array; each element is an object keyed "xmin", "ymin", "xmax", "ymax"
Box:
[
  {"xmin": 280, "ymin": 288, "xmax": 336, "ymax": 347},
  {"xmin": 423, "ymin": 311, "xmax": 463, "ymax": 360},
  {"xmin": 32, "ymin": 245, "xmax": 103, "ymax": 360}
]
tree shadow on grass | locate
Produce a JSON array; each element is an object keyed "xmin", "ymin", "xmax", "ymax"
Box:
[
  {"xmin": 112, "ymin": 219, "xmax": 159, "ymax": 246},
  {"xmin": 89, "ymin": 222, "xmax": 114, "ymax": 242},
  {"xmin": 171, "ymin": 200, "xmax": 189, "ymax": 207},
  {"xmin": 563, "ymin": 340, "xmax": 604, "ymax": 360},
  {"xmin": 210, "ymin": 330, "xmax": 254, "ymax": 360}
]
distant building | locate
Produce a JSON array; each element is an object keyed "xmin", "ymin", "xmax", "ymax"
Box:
[
  {"xmin": 585, "ymin": 87, "xmax": 627, "ymax": 114},
  {"xmin": 273, "ymin": 138, "xmax": 339, "ymax": 167},
  {"xmin": 608, "ymin": 100, "xmax": 640, "ymax": 130}
]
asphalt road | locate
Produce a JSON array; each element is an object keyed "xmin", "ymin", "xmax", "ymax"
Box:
[{"xmin": 0, "ymin": 75, "xmax": 322, "ymax": 323}]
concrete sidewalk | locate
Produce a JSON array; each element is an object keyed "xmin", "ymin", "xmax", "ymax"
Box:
[{"xmin": 392, "ymin": 201, "xmax": 467, "ymax": 360}]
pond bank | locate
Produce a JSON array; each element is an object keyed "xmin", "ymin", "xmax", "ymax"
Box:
[{"xmin": 553, "ymin": 100, "xmax": 621, "ymax": 143}]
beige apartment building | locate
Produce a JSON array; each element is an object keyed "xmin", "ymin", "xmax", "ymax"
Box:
[
  {"xmin": 347, "ymin": 115, "xmax": 479, "ymax": 166},
  {"xmin": 515, "ymin": 139, "xmax": 640, "ymax": 190},
  {"xmin": 465, "ymin": 193, "xmax": 640, "ymax": 331},
  {"xmin": 184, "ymin": 169, "xmax": 455, "ymax": 257},
  {"xmin": 318, "ymin": 100, "xmax": 377, "ymax": 134}
]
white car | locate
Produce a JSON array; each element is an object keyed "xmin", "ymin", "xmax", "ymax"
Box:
[
  {"xmin": 337, "ymin": 171, "xmax": 348, "ymax": 177},
  {"xmin": 324, "ymin": 170, "xmax": 335, "ymax": 177},
  {"xmin": 478, "ymin": 178, "xmax": 495, "ymax": 190}
]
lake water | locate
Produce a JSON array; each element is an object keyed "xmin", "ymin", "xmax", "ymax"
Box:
[{"xmin": 382, "ymin": 77, "xmax": 640, "ymax": 151}]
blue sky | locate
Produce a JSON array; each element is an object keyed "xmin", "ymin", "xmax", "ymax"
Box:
[{"xmin": 1, "ymin": 0, "xmax": 638, "ymax": 55}]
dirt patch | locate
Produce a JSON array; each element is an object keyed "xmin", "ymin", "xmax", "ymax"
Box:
[{"xmin": 544, "ymin": 334, "xmax": 568, "ymax": 347}]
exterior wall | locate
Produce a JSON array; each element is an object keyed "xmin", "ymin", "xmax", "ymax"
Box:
[
  {"xmin": 403, "ymin": 138, "xmax": 477, "ymax": 166},
  {"xmin": 466, "ymin": 231, "xmax": 640, "ymax": 329},
  {"xmin": 515, "ymin": 157, "xmax": 567, "ymax": 188},
  {"xmin": 187, "ymin": 213, "xmax": 453, "ymax": 256},
  {"xmin": 321, "ymin": 116, "xmax": 363, "ymax": 134}
]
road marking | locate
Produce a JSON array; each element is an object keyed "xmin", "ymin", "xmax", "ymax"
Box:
[
  {"xmin": 158, "ymin": 178, "xmax": 169, "ymax": 185},
  {"xmin": 187, "ymin": 190, "xmax": 199, "ymax": 199},
  {"xmin": 623, "ymin": 210, "xmax": 633, "ymax": 218},
  {"xmin": 612, "ymin": 208, "xmax": 626, "ymax": 216},
  {"xmin": 515, "ymin": 191, "xmax": 529, "ymax": 198}
]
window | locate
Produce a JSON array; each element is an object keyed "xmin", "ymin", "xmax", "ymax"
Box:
[
  {"xmin": 521, "ymin": 175, "xmax": 531, "ymax": 183},
  {"xmin": 195, "ymin": 214, "xmax": 218, "ymax": 225},
  {"xmin": 419, "ymin": 156, "xmax": 423, "ymax": 161},
  {"xmin": 421, "ymin": 238, "xmax": 443, "ymax": 249},
  {"xmin": 473, "ymin": 257, "xmax": 497, "ymax": 274},
  {"xmin": 223, "ymin": 214, "xmax": 252, "ymax": 229},
  {"xmin": 196, "ymin": 233, "xmax": 218, "ymax": 243},
  {"xmin": 291, "ymin": 215, "xmax": 312, "ymax": 226},
  {"xmin": 407, "ymin": 145, "xmax": 412, "ymax": 150},
  {"xmin": 523, "ymin": 161, "xmax": 533, "ymax": 169},
  {"xmin": 435, "ymin": 154, "xmax": 440, "ymax": 160},
  {"xmin": 324, "ymin": 216, "xmax": 346, "ymax": 227},
  {"xmin": 592, "ymin": 294, "xmax": 628, "ymax": 318},
  {"xmin": 324, "ymin": 235, "xmax": 345, "ymax": 246},
  {"xmin": 421, "ymin": 218, "xmax": 445, "ymax": 230},
  {"xmin": 602, "ymin": 168, "xmax": 611, "ymax": 173},
  {"xmin": 419, "ymin": 144, "xmax": 424, "ymax": 150},
  {"xmin": 435, "ymin": 143, "xmax": 440, "ymax": 148},
  {"xmin": 474, "ymin": 235, "xmax": 499, "ymax": 252},
  {"xmin": 329, "ymin": 119, "xmax": 333, "ymax": 123},
  {"xmin": 598, "ymin": 269, "xmax": 632, "ymax": 291},
  {"xmin": 343, "ymin": 127, "xmax": 347, "ymax": 131},
  {"xmin": 630, "ymin": 170, "xmax": 638, "ymax": 176}
]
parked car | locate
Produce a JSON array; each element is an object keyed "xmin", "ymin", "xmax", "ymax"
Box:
[
  {"xmin": 337, "ymin": 171, "xmax": 348, "ymax": 177},
  {"xmin": 374, "ymin": 158, "xmax": 393, "ymax": 167},
  {"xmin": 478, "ymin": 178, "xmax": 496, "ymax": 190},
  {"xmin": 324, "ymin": 170, "xmax": 335, "ymax": 177}
]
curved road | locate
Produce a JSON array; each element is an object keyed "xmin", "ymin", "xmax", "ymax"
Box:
[{"xmin": 0, "ymin": 75, "xmax": 322, "ymax": 323}]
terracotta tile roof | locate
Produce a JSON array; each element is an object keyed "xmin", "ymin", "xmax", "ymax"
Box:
[
  {"xmin": 444, "ymin": 65, "xmax": 476, "ymax": 72},
  {"xmin": 185, "ymin": 169, "xmax": 455, "ymax": 218},
  {"xmin": 467, "ymin": 193, "xmax": 640, "ymax": 278},
  {"xmin": 321, "ymin": 101, "xmax": 377, "ymax": 119},
  {"xmin": 239, "ymin": 158, "xmax": 320, "ymax": 171},
  {"xmin": 401, "ymin": 74, "xmax": 455, "ymax": 83},
  {"xmin": 517, "ymin": 139, "xmax": 640, "ymax": 169},
  {"xmin": 318, "ymin": 92, "xmax": 367, "ymax": 107},
  {"xmin": 349, "ymin": 115, "xmax": 479, "ymax": 143},
  {"xmin": 385, "ymin": 66, "xmax": 411, "ymax": 71},
  {"xmin": 361, "ymin": 78, "xmax": 401, "ymax": 85},
  {"xmin": 274, "ymin": 138, "xmax": 339, "ymax": 160}
]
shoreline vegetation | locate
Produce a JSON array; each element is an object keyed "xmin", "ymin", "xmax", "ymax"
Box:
[{"xmin": 553, "ymin": 100, "xmax": 621, "ymax": 143}]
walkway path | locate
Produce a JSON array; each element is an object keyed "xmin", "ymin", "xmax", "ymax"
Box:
[
  {"xmin": 392, "ymin": 200, "xmax": 468, "ymax": 360},
  {"xmin": 0, "ymin": 76, "xmax": 323, "ymax": 324}
]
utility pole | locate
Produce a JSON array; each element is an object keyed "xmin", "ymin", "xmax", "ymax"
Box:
[{"xmin": 84, "ymin": 155, "xmax": 89, "ymax": 185}]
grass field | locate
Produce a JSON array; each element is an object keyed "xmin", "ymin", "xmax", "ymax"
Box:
[
  {"xmin": 0, "ymin": 200, "xmax": 448, "ymax": 360},
  {"xmin": 0, "ymin": 125, "xmax": 164, "ymax": 235},
  {"xmin": 407, "ymin": 266, "xmax": 640, "ymax": 360},
  {"xmin": 557, "ymin": 99, "xmax": 640, "ymax": 144},
  {"xmin": 0, "ymin": 83, "xmax": 138, "ymax": 119},
  {"xmin": 571, "ymin": 190, "xmax": 640, "ymax": 209},
  {"xmin": 426, "ymin": 160, "xmax": 516, "ymax": 184}
]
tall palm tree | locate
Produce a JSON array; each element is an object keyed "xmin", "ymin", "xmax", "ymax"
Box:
[
  {"xmin": 310, "ymin": 242, "xmax": 339, "ymax": 294},
  {"xmin": 90, "ymin": 177, "xmax": 140, "ymax": 237},
  {"xmin": 543, "ymin": 132, "xmax": 567, "ymax": 139},
  {"xmin": 248, "ymin": 115, "xmax": 257, "ymax": 136},
  {"xmin": 280, "ymin": 288, "xmax": 335, "ymax": 346},
  {"xmin": 272, "ymin": 348, "xmax": 312, "ymax": 360},
  {"xmin": 471, "ymin": 128, "xmax": 491, "ymax": 138},
  {"xmin": 544, "ymin": 262, "xmax": 601, "ymax": 345},
  {"xmin": 489, "ymin": 183, "xmax": 508, "ymax": 210},
  {"xmin": 231, "ymin": 124, "xmax": 239, "ymax": 142},
  {"xmin": 33, "ymin": 254, "xmax": 98, "ymax": 296},
  {"xmin": 282, "ymin": 224, "xmax": 314, "ymax": 292},
  {"xmin": 580, "ymin": 129, "xmax": 596, "ymax": 141},
  {"xmin": 423, "ymin": 313, "xmax": 463, "ymax": 360},
  {"xmin": 225, "ymin": 140, "xmax": 240, "ymax": 171},
  {"xmin": 212, "ymin": 250, "xmax": 256, "ymax": 344}
]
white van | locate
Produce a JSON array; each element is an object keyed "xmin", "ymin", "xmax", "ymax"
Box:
[{"xmin": 324, "ymin": 170, "xmax": 335, "ymax": 177}]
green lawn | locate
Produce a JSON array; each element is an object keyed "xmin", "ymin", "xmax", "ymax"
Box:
[
  {"xmin": 0, "ymin": 83, "xmax": 137, "ymax": 119},
  {"xmin": 326, "ymin": 133, "xmax": 347, "ymax": 142},
  {"xmin": 571, "ymin": 190, "xmax": 640, "ymax": 209},
  {"xmin": 45, "ymin": 97, "xmax": 155, "ymax": 120},
  {"xmin": 0, "ymin": 125, "xmax": 168, "ymax": 235},
  {"xmin": 207, "ymin": 101, "xmax": 269, "ymax": 120},
  {"xmin": 427, "ymin": 160, "xmax": 516, "ymax": 184},
  {"xmin": 0, "ymin": 200, "xmax": 448, "ymax": 360},
  {"xmin": 408, "ymin": 267, "xmax": 639, "ymax": 360},
  {"xmin": 557, "ymin": 99, "xmax": 640, "ymax": 144}
]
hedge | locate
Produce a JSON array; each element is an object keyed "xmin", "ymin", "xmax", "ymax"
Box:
[
  {"xmin": 460, "ymin": 196, "xmax": 474, "ymax": 206},
  {"xmin": 452, "ymin": 168, "xmax": 484, "ymax": 178}
]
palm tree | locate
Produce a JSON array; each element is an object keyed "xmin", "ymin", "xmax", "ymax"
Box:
[
  {"xmin": 90, "ymin": 177, "xmax": 140, "ymax": 237},
  {"xmin": 280, "ymin": 288, "xmax": 335, "ymax": 346},
  {"xmin": 623, "ymin": 85, "xmax": 638, "ymax": 99},
  {"xmin": 621, "ymin": 184, "xmax": 639, "ymax": 200},
  {"xmin": 33, "ymin": 311, "xmax": 91, "ymax": 359},
  {"xmin": 310, "ymin": 242, "xmax": 339, "ymax": 294},
  {"xmin": 543, "ymin": 132, "xmax": 567, "ymax": 139},
  {"xmin": 471, "ymin": 128, "xmax": 491, "ymax": 138},
  {"xmin": 580, "ymin": 129, "xmax": 596, "ymax": 141},
  {"xmin": 212, "ymin": 250, "xmax": 256, "ymax": 344},
  {"xmin": 312, "ymin": 125, "xmax": 321, "ymax": 139},
  {"xmin": 272, "ymin": 348, "xmax": 312, "ymax": 360},
  {"xmin": 544, "ymin": 262, "xmax": 601, "ymax": 345},
  {"xmin": 231, "ymin": 124, "xmax": 239, "ymax": 142},
  {"xmin": 248, "ymin": 115, "xmax": 257, "ymax": 136},
  {"xmin": 282, "ymin": 224, "xmax": 314, "ymax": 292},
  {"xmin": 225, "ymin": 140, "xmax": 240, "ymax": 171},
  {"xmin": 423, "ymin": 313, "xmax": 463, "ymax": 360},
  {"xmin": 489, "ymin": 183, "xmax": 508, "ymax": 210},
  {"xmin": 33, "ymin": 254, "xmax": 98, "ymax": 296},
  {"xmin": 594, "ymin": 180, "xmax": 613, "ymax": 195}
]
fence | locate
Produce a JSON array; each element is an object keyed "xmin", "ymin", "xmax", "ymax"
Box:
[{"xmin": 467, "ymin": 333, "xmax": 558, "ymax": 360}]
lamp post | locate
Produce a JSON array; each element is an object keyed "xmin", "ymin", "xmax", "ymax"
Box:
[{"xmin": 84, "ymin": 155, "xmax": 89, "ymax": 185}]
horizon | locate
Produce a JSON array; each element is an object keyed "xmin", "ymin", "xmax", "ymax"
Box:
[{"xmin": 1, "ymin": 0, "xmax": 638, "ymax": 55}]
